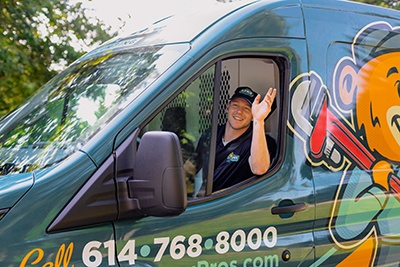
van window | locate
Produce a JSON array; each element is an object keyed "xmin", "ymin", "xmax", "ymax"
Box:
[
  {"xmin": 142, "ymin": 64, "xmax": 215, "ymax": 197},
  {"xmin": 0, "ymin": 45, "xmax": 188, "ymax": 175},
  {"xmin": 142, "ymin": 57, "xmax": 281, "ymax": 199}
]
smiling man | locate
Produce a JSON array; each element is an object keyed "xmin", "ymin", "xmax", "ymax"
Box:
[{"xmin": 185, "ymin": 86, "xmax": 277, "ymax": 194}]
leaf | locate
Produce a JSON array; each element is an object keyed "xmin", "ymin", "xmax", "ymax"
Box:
[{"xmin": 0, "ymin": 0, "xmax": 116, "ymax": 116}]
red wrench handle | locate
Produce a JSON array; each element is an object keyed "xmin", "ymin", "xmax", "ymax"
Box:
[
  {"xmin": 310, "ymin": 99, "xmax": 375, "ymax": 169},
  {"xmin": 326, "ymin": 109, "xmax": 375, "ymax": 170},
  {"xmin": 389, "ymin": 173, "xmax": 400, "ymax": 194},
  {"xmin": 310, "ymin": 98, "xmax": 400, "ymax": 195}
]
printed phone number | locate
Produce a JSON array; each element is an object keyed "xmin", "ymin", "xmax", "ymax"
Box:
[{"xmin": 83, "ymin": 227, "xmax": 277, "ymax": 266}]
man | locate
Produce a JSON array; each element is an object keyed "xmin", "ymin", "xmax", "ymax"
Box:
[{"xmin": 185, "ymin": 86, "xmax": 277, "ymax": 194}]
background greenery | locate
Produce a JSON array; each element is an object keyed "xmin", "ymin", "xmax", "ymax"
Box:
[
  {"xmin": 0, "ymin": 0, "xmax": 398, "ymax": 117},
  {"xmin": 355, "ymin": 0, "xmax": 400, "ymax": 9},
  {"xmin": 0, "ymin": 0, "xmax": 115, "ymax": 117}
]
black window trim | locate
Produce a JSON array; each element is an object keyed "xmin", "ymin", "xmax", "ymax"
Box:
[
  {"xmin": 188, "ymin": 52, "xmax": 290, "ymax": 204},
  {"xmin": 134, "ymin": 51, "xmax": 290, "ymax": 205}
]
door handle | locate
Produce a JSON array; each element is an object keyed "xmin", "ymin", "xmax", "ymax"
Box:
[
  {"xmin": 271, "ymin": 199, "xmax": 306, "ymax": 216},
  {"xmin": 271, "ymin": 203, "xmax": 306, "ymax": 214}
]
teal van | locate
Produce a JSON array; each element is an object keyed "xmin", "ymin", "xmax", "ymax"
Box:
[{"xmin": 1, "ymin": 0, "xmax": 400, "ymax": 266}]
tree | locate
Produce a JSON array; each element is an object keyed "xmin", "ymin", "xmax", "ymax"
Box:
[
  {"xmin": 352, "ymin": 0, "xmax": 400, "ymax": 9},
  {"xmin": 0, "ymin": 0, "xmax": 115, "ymax": 116}
]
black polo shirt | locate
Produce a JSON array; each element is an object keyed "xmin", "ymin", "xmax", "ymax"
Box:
[
  {"xmin": 212, "ymin": 125, "xmax": 253, "ymax": 191},
  {"xmin": 189, "ymin": 124, "xmax": 276, "ymax": 192}
]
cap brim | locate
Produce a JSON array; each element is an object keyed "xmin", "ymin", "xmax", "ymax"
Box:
[{"xmin": 231, "ymin": 96, "xmax": 253, "ymax": 106}]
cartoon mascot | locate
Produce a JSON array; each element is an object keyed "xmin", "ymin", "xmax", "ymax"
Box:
[
  {"xmin": 331, "ymin": 21, "xmax": 400, "ymax": 267},
  {"xmin": 334, "ymin": 22, "xmax": 400, "ymax": 189},
  {"xmin": 289, "ymin": 21, "xmax": 400, "ymax": 266}
]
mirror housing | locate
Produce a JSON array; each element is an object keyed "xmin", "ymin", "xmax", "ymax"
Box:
[
  {"xmin": 48, "ymin": 130, "xmax": 187, "ymax": 232},
  {"xmin": 127, "ymin": 131, "xmax": 187, "ymax": 217}
]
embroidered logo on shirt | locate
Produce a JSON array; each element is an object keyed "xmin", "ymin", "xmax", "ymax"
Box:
[{"xmin": 226, "ymin": 152, "xmax": 240, "ymax": 162}]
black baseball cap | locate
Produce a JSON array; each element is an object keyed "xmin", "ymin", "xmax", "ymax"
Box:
[{"xmin": 230, "ymin": 86, "xmax": 258, "ymax": 106}]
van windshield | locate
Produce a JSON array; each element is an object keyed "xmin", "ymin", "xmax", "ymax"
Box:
[{"xmin": 0, "ymin": 44, "xmax": 187, "ymax": 175}]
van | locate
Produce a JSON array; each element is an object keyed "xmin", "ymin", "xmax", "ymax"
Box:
[{"xmin": 1, "ymin": 0, "xmax": 399, "ymax": 266}]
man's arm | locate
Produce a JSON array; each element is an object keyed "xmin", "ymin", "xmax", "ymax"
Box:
[{"xmin": 249, "ymin": 88, "xmax": 277, "ymax": 175}]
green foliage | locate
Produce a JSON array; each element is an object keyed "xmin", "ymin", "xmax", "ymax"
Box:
[
  {"xmin": 1, "ymin": 0, "xmax": 399, "ymax": 118},
  {"xmin": 352, "ymin": 0, "xmax": 400, "ymax": 9},
  {"xmin": 0, "ymin": 0, "xmax": 115, "ymax": 116}
]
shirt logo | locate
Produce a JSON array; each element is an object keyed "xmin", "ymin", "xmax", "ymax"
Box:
[{"xmin": 226, "ymin": 152, "xmax": 240, "ymax": 162}]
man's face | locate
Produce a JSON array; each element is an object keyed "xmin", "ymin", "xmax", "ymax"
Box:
[{"xmin": 226, "ymin": 97, "xmax": 253, "ymax": 131}]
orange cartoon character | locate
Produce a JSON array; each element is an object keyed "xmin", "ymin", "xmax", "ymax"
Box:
[
  {"xmin": 333, "ymin": 21, "xmax": 400, "ymax": 192},
  {"xmin": 328, "ymin": 21, "xmax": 400, "ymax": 266},
  {"xmin": 289, "ymin": 21, "xmax": 400, "ymax": 266}
]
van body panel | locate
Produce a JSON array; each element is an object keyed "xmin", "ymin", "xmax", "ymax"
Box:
[
  {"xmin": 209, "ymin": 1, "xmax": 304, "ymax": 42},
  {"xmin": 114, "ymin": 164, "xmax": 315, "ymax": 266},
  {"xmin": 303, "ymin": 0, "xmax": 400, "ymax": 20},
  {"xmin": 0, "ymin": 173, "xmax": 32, "ymax": 209},
  {"xmin": 113, "ymin": 20, "xmax": 312, "ymax": 266},
  {"xmin": 0, "ymin": 151, "xmax": 109, "ymax": 265},
  {"xmin": 290, "ymin": 2, "xmax": 400, "ymax": 266}
]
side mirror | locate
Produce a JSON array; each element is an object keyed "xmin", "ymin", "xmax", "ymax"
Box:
[
  {"xmin": 127, "ymin": 131, "xmax": 187, "ymax": 216},
  {"xmin": 47, "ymin": 131, "xmax": 187, "ymax": 233}
]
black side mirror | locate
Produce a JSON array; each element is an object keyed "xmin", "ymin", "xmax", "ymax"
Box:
[
  {"xmin": 47, "ymin": 131, "xmax": 187, "ymax": 232},
  {"xmin": 127, "ymin": 131, "xmax": 187, "ymax": 216}
]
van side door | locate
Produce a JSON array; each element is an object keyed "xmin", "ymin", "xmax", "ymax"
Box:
[{"xmin": 112, "ymin": 38, "xmax": 315, "ymax": 266}]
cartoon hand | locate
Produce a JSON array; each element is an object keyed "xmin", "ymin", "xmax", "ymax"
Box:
[
  {"xmin": 372, "ymin": 161, "xmax": 392, "ymax": 191},
  {"xmin": 372, "ymin": 160, "xmax": 400, "ymax": 199}
]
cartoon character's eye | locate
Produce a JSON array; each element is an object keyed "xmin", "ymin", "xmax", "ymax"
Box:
[{"xmin": 396, "ymin": 80, "xmax": 400, "ymax": 98}]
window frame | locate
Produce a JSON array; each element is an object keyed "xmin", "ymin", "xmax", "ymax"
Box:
[{"xmin": 138, "ymin": 52, "xmax": 289, "ymax": 204}]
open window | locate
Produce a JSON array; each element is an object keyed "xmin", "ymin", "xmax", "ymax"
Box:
[{"xmin": 141, "ymin": 56, "xmax": 284, "ymax": 200}]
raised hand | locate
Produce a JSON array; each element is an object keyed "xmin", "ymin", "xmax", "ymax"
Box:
[{"xmin": 252, "ymin": 87, "xmax": 277, "ymax": 122}]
